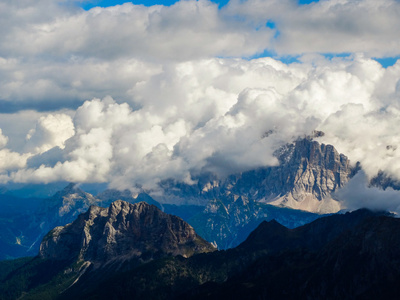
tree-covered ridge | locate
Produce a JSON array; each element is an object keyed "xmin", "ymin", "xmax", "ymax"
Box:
[{"xmin": 2, "ymin": 209, "xmax": 400, "ymax": 299}]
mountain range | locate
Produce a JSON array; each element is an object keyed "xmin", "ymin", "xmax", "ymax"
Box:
[
  {"xmin": 154, "ymin": 134, "xmax": 354, "ymax": 213},
  {"xmin": 0, "ymin": 202, "xmax": 398, "ymax": 300},
  {"xmin": 0, "ymin": 136, "xmax": 396, "ymax": 259},
  {"xmin": 1, "ymin": 134, "xmax": 400, "ymax": 298}
]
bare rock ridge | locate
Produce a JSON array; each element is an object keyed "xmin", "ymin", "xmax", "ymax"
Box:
[
  {"xmin": 266, "ymin": 138, "xmax": 352, "ymax": 212},
  {"xmin": 157, "ymin": 137, "xmax": 353, "ymax": 213},
  {"xmin": 39, "ymin": 200, "xmax": 215, "ymax": 263},
  {"xmin": 275, "ymin": 138, "xmax": 350, "ymax": 197}
]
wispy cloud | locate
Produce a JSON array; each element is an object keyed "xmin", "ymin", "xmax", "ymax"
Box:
[{"xmin": 336, "ymin": 171, "xmax": 400, "ymax": 214}]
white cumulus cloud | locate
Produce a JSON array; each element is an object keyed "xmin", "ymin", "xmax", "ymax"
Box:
[
  {"xmin": 1, "ymin": 55, "xmax": 399, "ymax": 192},
  {"xmin": 0, "ymin": 0, "xmax": 400, "ymax": 214},
  {"xmin": 336, "ymin": 171, "xmax": 400, "ymax": 214},
  {"xmin": 25, "ymin": 113, "xmax": 75, "ymax": 154}
]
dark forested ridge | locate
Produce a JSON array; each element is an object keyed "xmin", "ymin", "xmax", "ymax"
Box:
[{"xmin": 1, "ymin": 207, "xmax": 399, "ymax": 300}]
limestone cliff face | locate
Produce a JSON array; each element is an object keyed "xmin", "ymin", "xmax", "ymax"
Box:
[
  {"xmin": 220, "ymin": 138, "xmax": 352, "ymax": 213},
  {"xmin": 264, "ymin": 138, "xmax": 351, "ymax": 212},
  {"xmin": 274, "ymin": 139, "xmax": 350, "ymax": 195},
  {"xmin": 145, "ymin": 138, "xmax": 354, "ymax": 250},
  {"xmin": 156, "ymin": 138, "xmax": 353, "ymax": 213},
  {"xmin": 39, "ymin": 200, "xmax": 215, "ymax": 263}
]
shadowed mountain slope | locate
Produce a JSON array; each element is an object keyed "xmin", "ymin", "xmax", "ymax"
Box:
[
  {"xmin": 0, "ymin": 201, "xmax": 215, "ymax": 300},
  {"xmin": 2, "ymin": 207, "xmax": 397, "ymax": 300}
]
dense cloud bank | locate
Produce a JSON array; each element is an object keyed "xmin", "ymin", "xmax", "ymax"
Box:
[
  {"xmin": 2, "ymin": 0, "xmax": 400, "ymax": 111},
  {"xmin": 1, "ymin": 56, "xmax": 400, "ymax": 192},
  {"xmin": 1, "ymin": 0, "xmax": 400, "ymax": 201}
]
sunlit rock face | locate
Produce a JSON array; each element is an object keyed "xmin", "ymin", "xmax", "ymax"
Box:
[
  {"xmin": 147, "ymin": 138, "xmax": 354, "ymax": 249},
  {"xmin": 157, "ymin": 137, "xmax": 353, "ymax": 214},
  {"xmin": 264, "ymin": 138, "xmax": 352, "ymax": 213}
]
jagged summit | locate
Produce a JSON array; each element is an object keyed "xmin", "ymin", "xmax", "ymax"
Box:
[
  {"xmin": 144, "ymin": 138, "xmax": 355, "ymax": 249},
  {"xmin": 266, "ymin": 138, "xmax": 351, "ymax": 212},
  {"xmin": 43, "ymin": 183, "xmax": 99, "ymax": 218},
  {"xmin": 156, "ymin": 137, "xmax": 353, "ymax": 214},
  {"xmin": 39, "ymin": 200, "xmax": 215, "ymax": 263}
]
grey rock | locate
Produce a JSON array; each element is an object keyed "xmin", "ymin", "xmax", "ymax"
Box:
[
  {"xmin": 152, "ymin": 138, "xmax": 354, "ymax": 249},
  {"xmin": 39, "ymin": 200, "xmax": 215, "ymax": 264},
  {"xmin": 263, "ymin": 138, "xmax": 352, "ymax": 212},
  {"xmin": 370, "ymin": 170, "xmax": 400, "ymax": 190},
  {"xmin": 0, "ymin": 138, "xmax": 355, "ymax": 258},
  {"xmin": 156, "ymin": 138, "xmax": 353, "ymax": 213}
]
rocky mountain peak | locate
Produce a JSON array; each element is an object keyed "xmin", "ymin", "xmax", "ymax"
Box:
[
  {"xmin": 39, "ymin": 200, "xmax": 215, "ymax": 264},
  {"xmin": 45, "ymin": 183, "xmax": 99, "ymax": 218},
  {"xmin": 265, "ymin": 138, "xmax": 352, "ymax": 212},
  {"xmin": 276, "ymin": 138, "xmax": 349, "ymax": 171},
  {"xmin": 153, "ymin": 138, "xmax": 353, "ymax": 215}
]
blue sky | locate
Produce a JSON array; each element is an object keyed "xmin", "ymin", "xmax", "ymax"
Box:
[
  {"xmin": 80, "ymin": 0, "xmax": 229, "ymax": 9},
  {"xmin": 81, "ymin": 0, "xmax": 319, "ymax": 9},
  {"xmin": 374, "ymin": 56, "xmax": 400, "ymax": 68}
]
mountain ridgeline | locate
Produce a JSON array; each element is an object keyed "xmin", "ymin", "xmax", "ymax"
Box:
[
  {"xmin": 0, "ymin": 137, "xmax": 358, "ymax": 258},
  {"xmin": 39, "ymin": 200, "xmax": 215, "ymax": 263},
  {"xmin": 1, "ymin": 136, "xmax": 400, "ymax": 299},
  {"xmin": 157, "ymin": 137, "xmax": 353, "ymax": 213},
  {"xmin": 154, "ymin": 137, "xmax": 354, "ymax": 248},
  {"xmin": 1, "ymin": 204, "xmax": 400, "ymax": 300},
  {"xmin": 0, "ymin": 201, "xmax": 215, "ymax": 300}
]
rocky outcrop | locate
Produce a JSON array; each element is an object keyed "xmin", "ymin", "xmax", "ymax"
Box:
[
  {"xmin": 39, "ymin": 200, "xmax": 215, "ymax": 264},
  {"xmin": 223, "ymin": 138, "xmax": 352, "ymax": 212},
  {"xmin": 370, "ymin": 170, "xmax": 400, "ymax": 190},
  {"xmin": 139, "ymin": 138, "xmax": 354, "ymax": 251},
  {"xmin": 265, "ymin": 138, "xmax": 352, "ymax": 212}
]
